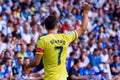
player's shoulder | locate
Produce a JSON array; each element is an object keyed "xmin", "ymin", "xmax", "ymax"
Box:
[
  {"xmin": 60, "ymin": 30, "xmax": 76, "ymax": 35},
  {"xmin": 38, "ymin": 34, "xmax": 50, "ymax": 41},
  {"xmin": 38, "ymin": 35, "xmax": 46, "ymax": 40}
]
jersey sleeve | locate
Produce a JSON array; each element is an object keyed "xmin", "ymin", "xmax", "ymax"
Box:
[
  {"xmin": 36, "ymin": 38, "xmax": 45, "ymax": 55},
  {"xmin": 64, "ymin": 30, "xmax": 78, "ymax": 43}
]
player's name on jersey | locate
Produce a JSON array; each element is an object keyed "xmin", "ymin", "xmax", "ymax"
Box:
[{"xmin": 50, "ymin": 39, "xmax": 66, "ymax": 45}]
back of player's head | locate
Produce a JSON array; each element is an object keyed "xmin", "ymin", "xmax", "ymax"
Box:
[{"xmin": 44, "ymin": 15, "xmax": 58, "ymax": 30}]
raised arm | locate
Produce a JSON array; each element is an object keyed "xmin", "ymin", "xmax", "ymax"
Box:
[{"xmin": 76, "ymin": 2, "xmax": 91, "ymax": 36}]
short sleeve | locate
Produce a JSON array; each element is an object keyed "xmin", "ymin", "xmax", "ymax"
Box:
[
  {"xmin": 110, "ymin": 63, "xmax": 116, "ymax": 69},
  {"xmin": 68, "ymin": 67, "xmax": 79, "ymax": 77},
  {"xmin": 36, "ymin": 38, "xmax": 45, "ymax": 55},
  {"xmin": 64, "ymin": 30, "xmax": 78, "ymax": 43},
  {"xmin": 68, "ymin": 68, "xmax": 75, "ymax": 77}
]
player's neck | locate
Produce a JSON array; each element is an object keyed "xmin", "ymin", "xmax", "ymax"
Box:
[{"xmin": 48, "ymin": 29, "xmax": 57, "ymax": 34}]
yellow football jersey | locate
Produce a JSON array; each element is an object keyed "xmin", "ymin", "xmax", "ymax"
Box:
[{"xmin": 36, "ymin": 30, "xmax": 78, "ymax": 80}]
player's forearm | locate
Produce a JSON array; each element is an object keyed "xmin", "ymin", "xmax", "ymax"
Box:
[
  {"xmin": 81, "ymin": 11, "xmax": 88, "ymax": 32},
  {"xmin": 76, "ymin": 11, "xmax": 89, "ymax": 36},
  {"xmin": 26, "ymin": 54, "xmax": 42, "ymax": 69},
  {"xmin": 26, "ymin": 60, "xmax": 39, "ymax": 69},
  {"xmin": 76, "ymin": 2, "xmax": 90, "ymax": 36}
]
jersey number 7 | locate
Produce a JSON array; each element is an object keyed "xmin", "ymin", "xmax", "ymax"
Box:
[{"xmin": 54, "ymin": 46, "xmax": 63, "ymax": 65}]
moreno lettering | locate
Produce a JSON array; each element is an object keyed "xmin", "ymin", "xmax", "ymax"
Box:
[{"xmin": 50, "ymin": 39, "xmax": 66, "ymax": 45}]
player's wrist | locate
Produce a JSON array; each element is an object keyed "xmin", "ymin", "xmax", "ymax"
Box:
[
  {"xmin": 83, "ymin": 10, "xmax": 89, "ymax": 14},
  {"xmin": 82, "ymin": 2, "xmax": 91, "ymax": 13}
]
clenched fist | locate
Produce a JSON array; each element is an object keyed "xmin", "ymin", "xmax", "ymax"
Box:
[{"xmin": 82, "ymin": 2, "xmax": 91, "ymax": 12}]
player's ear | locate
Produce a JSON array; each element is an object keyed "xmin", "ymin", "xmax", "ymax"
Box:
[{"xmin": 55, "ymin": 23, "xmax": 59, "ymax": 29}]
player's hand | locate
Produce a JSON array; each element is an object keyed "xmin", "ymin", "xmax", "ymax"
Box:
[
  {"xmin": 24, "ymin": 66, "xmax": 32, "ymax": 75},
  {"xmin": 82, "ymin": 2, "xmax": 91, "ymax": 12}
]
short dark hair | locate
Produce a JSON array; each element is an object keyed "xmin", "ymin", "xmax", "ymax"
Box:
[
  {"xmin": 88, "ymin": 62, "xmax": 93, "ymax": 67},
  {"xmin": 13, "ymin": 23, "xmax": 18, "ymax": 27},
  {"xmin": 17, "ymin": 57, "xmax": 22, "ymax": 60},
  {"xmin": 70, "ymin": 52, "xmax": 75, "ymax": 56},
  {"xmin": 27, "ymin": 43, "xmax": 32, "ymax": 47},
  {"xmin": 94, "ymin": 48, "xmax": 99, "ymax": 52},
  {"xmin": 7, "ymin": 20, "xmax": 13, "ymax": 23},
  {"xmin": 74, "ymin": 59, "xmax": 79, "ymax": 65},
  {"xmin": 5, "ymin": 57, "xmax": 12, "ymax": 63},
  {"xmin": 44, "ymin": 15, "xmax": 58, "ymax": 30},
  {"xmin": 24, "ymin": 57, "xmax": 30, "ymax": 60},
  {"xmin": 113, "ymin": 55, "xmax": 119, "ymax": 59}
]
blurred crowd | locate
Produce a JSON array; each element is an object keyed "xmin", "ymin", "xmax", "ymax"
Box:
[{"xmin": 0, "ymin": 0, "xmax": 119, "ymax": 80}]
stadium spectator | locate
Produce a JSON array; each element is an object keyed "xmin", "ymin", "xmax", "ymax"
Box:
[
  {"xmin": 79, "ymin": 63, "xmax": 94, "ymax": 76},
  {"xmin": 15, "ymin": 57, "xmax": 24, "ymax": 77},
  {"xmin": 23, "ymin": 57, "xmax": 30, "ymax": 67},
  {"xmin": 67, "ymin": 52, "xmax": 76, "ymax": 72},
  {"xmin": 2, "ymin": 58, "xmax": 12, "ymax": 79},
  {"xmin": 12, "ymin": 23, "xmax": 21, "ymax": 39},
  {"xmin": 68, "ymin": 59, "xmax": 89, "ymax": 80},
  {"xmin": 22, "ymin": 22, "xmax": 31, "ymax": 44},
  {"xmin": 79, "ymin": 53, "xmax": 90, "ymax": 68},
  {"xmin": 0, "ymin": 63, "xmax": 6, "ymax": 79},
  {"xmin": 31, "ymin": 24, "xmax": 39, "ymax": 43},
  {"xmin": 18, "ymin": 44, "xmax": 27, "ymax": 59},
  {"xmin": 97, "ymin": 69, "xmax": 109, "ymax": 80},
  {"xmin": 110, "ymin": 55, "xmax": 120, "ymax": 76},
  {"xmin": 26, "ymin": 44, "xmax": 34, "ymax": 61},
  {"xmin": 89, "ymin": 49, "xmax": 102, "ymax": 66}
]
